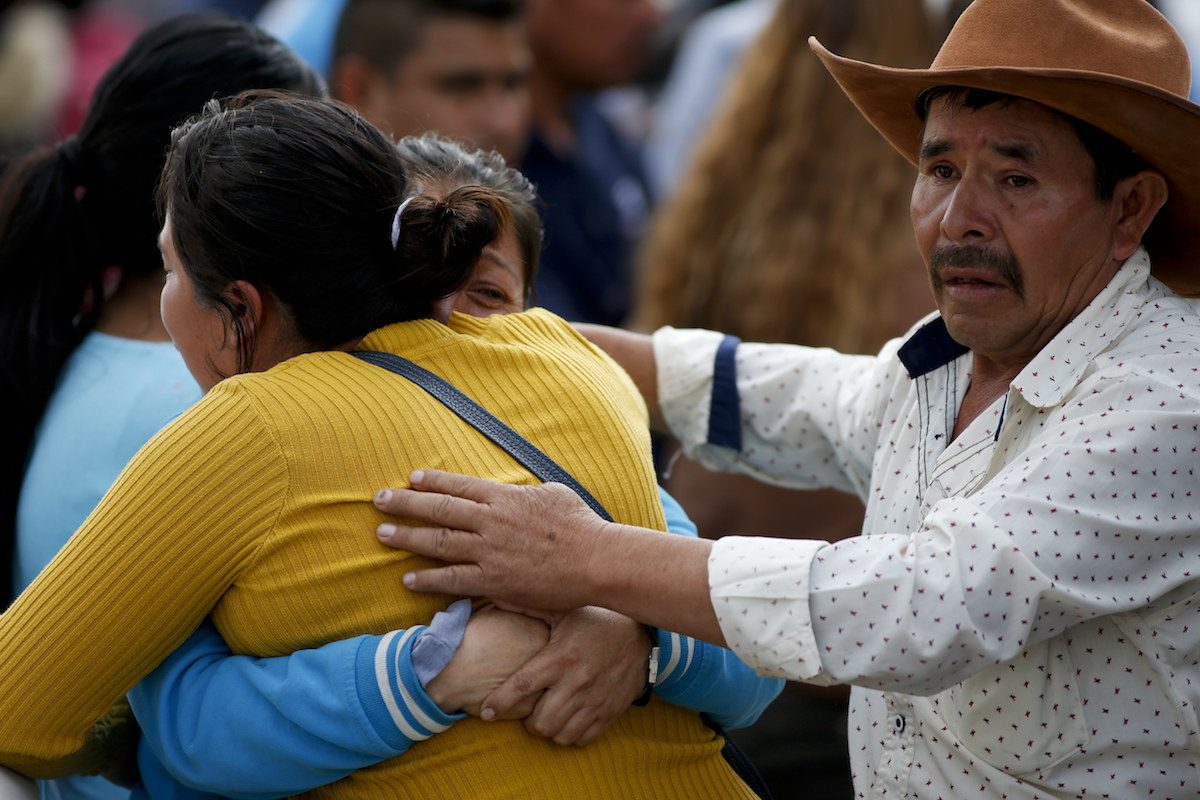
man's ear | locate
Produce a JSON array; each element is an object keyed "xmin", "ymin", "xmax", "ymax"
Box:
[
  {"xmin": 1112, "ymin": 169, "xmax": 1168, "ymax": 261},
  {"xmin": 330, "ymin": 54, "xmax": 378, "ymax": 109}
]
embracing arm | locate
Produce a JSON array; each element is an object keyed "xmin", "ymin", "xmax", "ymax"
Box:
[
  {"xmin": 129, "ymin": 620, "xmax": 456, "ymax": 800},
  {"xmin": 0, "ymin": 393, "xmax": 284, "ymax": 776},
  {"xmin": 130, "ymin": 603, "xmax": 546, "ymax": 800}
]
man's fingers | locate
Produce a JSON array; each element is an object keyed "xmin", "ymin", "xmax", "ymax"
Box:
[
  {"xmin": 491, "ymin": 693, "xmax": 539, "ymax": 721},
  {"xmin": 550, "ymin": 712, "xmax": 603, "ymax": 747},
  {"xmin": 525, "ymin": 693, "xmax": 577, "ymax": 742},
  {"xmin": 398, "ymin": 563, "xmax": 486, "ymax": 596},
  {"xmin": 413, "ymin": 468, "xmax": 506, "ymax": 497},
  {"xmin": 377, "ymin": 523, "xmax": 492, "ymax": 594},
  {"xmin": 376, "ymin": 469, "xmax": 504, "ymax": 520},
  {"xmin": 482, "ymin": 661, "xmax": 552, "ymax": 720},
  {"xmin": 572, "ymin": 720, "xmax": 610, "ymax": 747},
  {"xmin": 374, "ymin": 483, "xmax": 482, "ymax": 532},
  {"xmin": 378, "ymin": 522, "xmax": 475, "ymax": 561}
]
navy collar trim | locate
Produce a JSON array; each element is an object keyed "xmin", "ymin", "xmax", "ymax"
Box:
[{"xmin": 897, "ymin": 317, "xmax": 969, "ymax": 378}]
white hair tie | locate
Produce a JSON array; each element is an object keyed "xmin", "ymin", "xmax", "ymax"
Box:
[{"xmin": 390, "ymin": 196, "xmax": 415, "ymax": 250}]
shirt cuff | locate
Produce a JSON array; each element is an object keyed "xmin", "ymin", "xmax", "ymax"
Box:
[
  {"xmin": 651, "ymin": 628, "xmax": 695, "ymax": 692},
  {"xmin": 355, "ymin": 627, "xmax": 465, "ymax": 751},
  {"xmin": 653, "ymin": 326, "xmax": 726, "ymax": 448},
  {"xmin": 708, "ymin": 535, "xmax": 830, "ymax": 683},
  {"xmin": 411, "ymin": 598, "xmax": 470, "ymax": 687}
]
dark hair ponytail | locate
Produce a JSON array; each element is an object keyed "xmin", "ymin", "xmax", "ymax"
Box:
[
  {"xmin": 0, "ymin": 141, "xmax": 105, "ymax": 609},
  {"xmin": 0, "ymin": 14, "xmax": 321, "ymax": 604},
  {"xmin": 0, "ymin": 141, "xmax": 99, "ymax": 408},
  {"xmin": 0, "ymin": 145, "xmax": 99, "ymax": 599}
]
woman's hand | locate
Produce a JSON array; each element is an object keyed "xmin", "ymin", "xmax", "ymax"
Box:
[
  {"xmin": 482, "ymin": 607, "xmax": 653, "ymax": 746},
  {"xmin": 424, "ymin": 604, "xmax": 548, "ymax": 717}
]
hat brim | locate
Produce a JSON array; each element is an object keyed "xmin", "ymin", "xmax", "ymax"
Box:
[{"xmin": 810, "ymin": 37, "xmax": 1200, "ymax": 295}]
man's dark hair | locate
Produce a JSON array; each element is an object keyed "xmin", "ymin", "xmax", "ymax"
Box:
[
  {"xmin": 332, "ymin": 0, "xmax": 524, "ymax": 79},
  {"xmin": 917, "ymin": 86, "xmax": 1150, "ymax": 201}
]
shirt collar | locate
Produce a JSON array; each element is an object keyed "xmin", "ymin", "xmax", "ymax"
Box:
[
  {"xmin": 896, "ymin": 247, "xmax": 1154, "ymax": 404},
  {"xmin": 897, "ymin": 316, "xmax": 968, "ymax": 378},
  {"xmin": 1011, "ymin": 248, "xmax": 1152, "ymax": 408}
]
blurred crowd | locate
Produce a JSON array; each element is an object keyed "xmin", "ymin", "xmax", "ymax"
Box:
[{"xmin": 3, "ymin": 2, "xmax": 1198, "ymax": 799}]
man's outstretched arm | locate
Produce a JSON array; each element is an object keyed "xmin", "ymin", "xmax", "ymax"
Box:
[{"xmin": 374, "ymin": 470, "xmax": 723, "ymax": 645}]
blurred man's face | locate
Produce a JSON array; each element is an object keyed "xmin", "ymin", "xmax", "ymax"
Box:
[
  {"xmin": 526, "ymin": 0, "xmax": 662, "ymax": 91},
  {"xmin": 363, "ymin": 16, "xmax": 533, "ymax": 163}
]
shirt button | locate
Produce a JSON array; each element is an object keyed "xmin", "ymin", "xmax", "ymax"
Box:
[{"xmin": 893, "ymin": 714, "xmax": 906, "ymax": 734}]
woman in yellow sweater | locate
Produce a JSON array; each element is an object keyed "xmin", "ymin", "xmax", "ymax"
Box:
[{"xmin": 0, "ymin": 91, "xmax": 759, "ymax": 799}]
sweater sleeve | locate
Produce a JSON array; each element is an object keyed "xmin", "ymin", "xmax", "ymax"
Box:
[
  {"xmin": 0, "ymin": 384, "xmax": 285, "ymax": 775},
  {"xmin": 129, "ymin": 621, "xmax": 463, "ymax": 800},
  {"xmin": 652, "ymin": 488, "xmax": 784, "ymax": 729}
]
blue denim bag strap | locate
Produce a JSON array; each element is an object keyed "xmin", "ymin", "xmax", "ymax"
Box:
[{"xmin": 352, "ymin": 350, "xmax": 612, "ymax": 522}]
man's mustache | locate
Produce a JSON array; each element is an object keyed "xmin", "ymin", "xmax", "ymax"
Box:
[{"xmin": 930, "ymin": 244, "xmax": 1023, "ymax": 297}]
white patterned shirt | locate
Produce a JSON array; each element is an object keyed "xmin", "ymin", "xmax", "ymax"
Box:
[{"xmin": 655, "ymin": 249, "xmax": 1200, "ymax": 799}]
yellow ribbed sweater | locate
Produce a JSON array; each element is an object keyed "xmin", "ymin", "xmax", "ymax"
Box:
[{"xmin": 1, "ymin": 309, "xmax": 756, "ymax": 799}]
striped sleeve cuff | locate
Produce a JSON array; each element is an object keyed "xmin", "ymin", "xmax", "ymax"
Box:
[
  {"xmin": 355, "ymin": 626, "xmax": 466, "ymax": 751},
  {"xmin": 650, "ymin": 629, "xmax": 696, "ymax": 698}
]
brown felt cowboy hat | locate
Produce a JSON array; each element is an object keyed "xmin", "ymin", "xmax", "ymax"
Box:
[{"xmin": 809, "ymin": 0, "xmax": 1200, "ymax": 295}]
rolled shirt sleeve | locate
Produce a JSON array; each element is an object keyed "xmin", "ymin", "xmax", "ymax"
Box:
[{"xmin": 708, "ymin": 536, "xmax": 831, "ymax": 684}]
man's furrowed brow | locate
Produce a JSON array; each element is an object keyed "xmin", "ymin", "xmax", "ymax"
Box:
[
  {"xmin": 918, "ymin": 139, "xmax": 952, "ymax": 162},
  {"xmin": 917, "ymin": 139, "xmax": 1040, "ymax": 164},
  {"xmin": 992, "ymin": 141, "xmax": 1037, "ymax": 163}
]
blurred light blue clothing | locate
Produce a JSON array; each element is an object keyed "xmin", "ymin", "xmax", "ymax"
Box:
[
  {"xmin": 39, "ymin": 776, "xmax": 127, "ymax": 800},
  {"xmin": 645, "ymin": 0, "xmax": 777, "ymax": 196},
  {"xmin": 256, "ymin": 0, "xmax": 347, "ymax": 77},
  {"xmin": 1157, "ymin": 0, "xmax": 1200, "ymax": 102},
  {"xmin": 15, "ymin": 333, "xmax": 201, "ymax": 800}
]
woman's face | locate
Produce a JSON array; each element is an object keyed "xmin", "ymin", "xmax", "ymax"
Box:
[
  {"xmin": 452, "ymin": 224, "xmax": 527, "ymax": 317},
  {"xmin": 159, "ymin": 216, "xmax": 237, "ymax": 393}
]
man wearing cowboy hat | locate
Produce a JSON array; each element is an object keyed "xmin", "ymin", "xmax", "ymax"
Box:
[{"xmin": 369, "ymin": 0, "xmax": 1200, "ymax": 796}]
